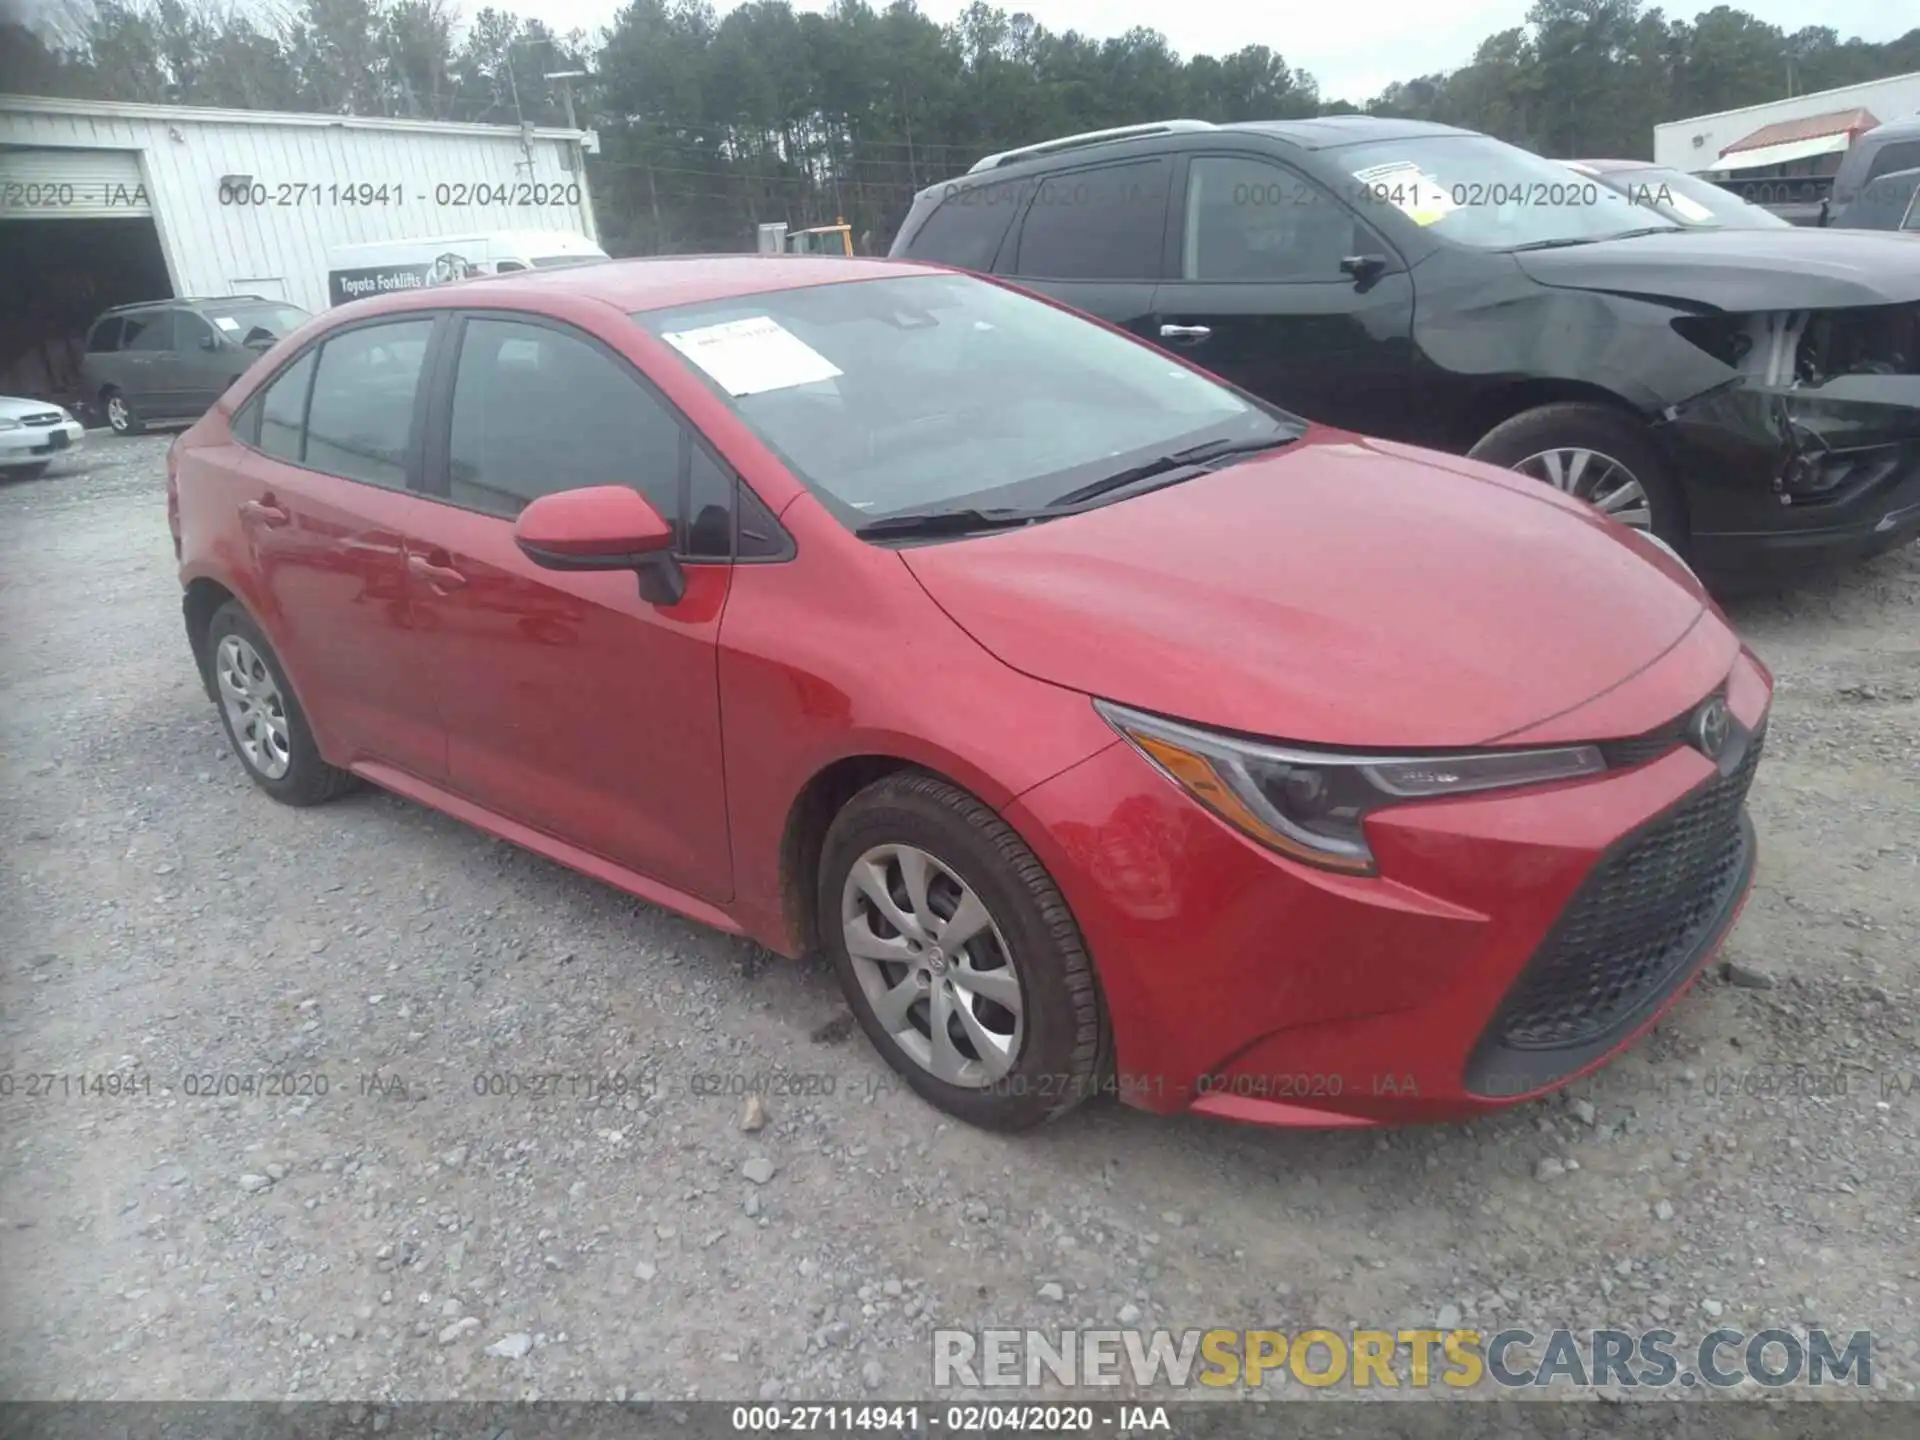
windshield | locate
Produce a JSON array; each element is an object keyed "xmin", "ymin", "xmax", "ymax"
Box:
[
  {"xmin": 207, "ymin": 303, "xmax": 309, "ymax": 339},
  {"xmin": 1335, "ymin": 135, "xmax": 1684, "ymax": 250},
  {"xmin": 1581, "ymin": 166, "xmax": 1789, "ymax": 229},
  {"xmin": 636, "ymin": 273, "xmax": 1293, "ymax": 526}
]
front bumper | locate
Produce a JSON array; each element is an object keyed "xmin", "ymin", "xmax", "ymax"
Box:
[
  {"xmin": 1004, "ymin": 649, "xmax": 1771, "ymax": 1127},
  {"xmin": 1662, "ymin": 387, "xmax": 1920, "ymax": 582},
  {"xmin": 0, "ymin": 419, "xmax": 85, "ymax": 466}
]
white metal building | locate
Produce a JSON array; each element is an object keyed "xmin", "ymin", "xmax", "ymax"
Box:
[
  {"xmin": 0, "ymin": 94, "xmax": 600, "ymax": 400},
  {"xmin": 1653, "ymin": 71, "xmax": 1920, "ymax": 174}
]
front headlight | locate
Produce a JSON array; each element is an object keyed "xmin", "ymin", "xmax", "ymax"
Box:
[
  {"xmin": 1095, "ymin": 700, "xmax": 1605, "ymax": 875},
  {"xmin": 0, "ymin": 418, "xmax": 21, "ymax": 432}
]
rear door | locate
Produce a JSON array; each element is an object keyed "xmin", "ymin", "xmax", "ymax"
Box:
[
  {"xmin": 1151, "ymin": 151, "xmax": 1415, "ymax": 436},
  {"xmin": 117, "ymin": 308, "xmax": 175, "ymax": 413},
  {"xmin": 995, "ymin": 155, "xmax": 1175, "ymax": 343},
  {"xmin": 228, "ymin": 315, "xmax": 451, "ymax": 779}
]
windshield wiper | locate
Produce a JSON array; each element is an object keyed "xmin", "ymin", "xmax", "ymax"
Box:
[
  {"xmin": 855, "ymin": 506, "xmax": 1057, "ymax": 540},
  {"xmin": 1046, "ymin": 433, "xmax": 1302, "ymax": 510},
  {"xmin": 1507, "ymin": 225, "xmax": 1679, "ymax": 253}
]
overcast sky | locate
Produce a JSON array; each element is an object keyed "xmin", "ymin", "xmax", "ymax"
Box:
[{"xmin": 512, "ymin": 0, "xmax": 1911, "ymax": 105}]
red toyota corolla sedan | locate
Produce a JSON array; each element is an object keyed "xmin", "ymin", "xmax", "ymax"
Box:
[{"xmin": 166, "ymin": 255, "xmax": 1772, "ymax": 1132}]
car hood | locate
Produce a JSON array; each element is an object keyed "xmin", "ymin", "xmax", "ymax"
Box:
[
  {"xmin": 1513, "ymin": 227, "xmax": 1920, "ymax": 310},
  {"xmin": 0, "ymin": 395, "xmax": 68, "ymax": 421},
  {"xmin": 900, "ymin": 435, "xmax": 1711, "ymax": 749}
]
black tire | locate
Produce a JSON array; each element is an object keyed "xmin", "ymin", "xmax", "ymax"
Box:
[
  {"xmin": 205, "ymin": 600, "xmax": 359, "ymax": 806},
  {"xmin": 1468, "ymin": 402, "xmax": 1687, "ymax": 550},
  {"xmin": 819, "ymin": 771, "xmax": 1108, "ymax": 1132},
  {"xmin": 103, "ymin": 387, "xmax": 145, "ymax": 436},
  {"xmin": 6, "ymin": 462, "xmax": 50, "ymax": 481}
]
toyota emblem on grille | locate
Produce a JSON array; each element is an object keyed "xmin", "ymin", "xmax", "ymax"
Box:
[{"xmin": 1688, "ymin": 696, "xmax": 1732, "ymax": 759}]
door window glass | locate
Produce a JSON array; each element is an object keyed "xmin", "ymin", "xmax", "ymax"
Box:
[
  {"xmin": 87, "ymin": 316, "xmax": 124, "ymax": 352},
  {"xmin": 175, "ymin": 310, "xmax": 217, "ymax": 351},
  {"xmin": 446, "ymin": 317, "xmax": 683, "ymax": 524},
  {"xmin": 1183, "ymin": 157, "xmax": 1363, "ymax": 281},
  {"xmin": 123, "ymin": 311, "xmax": 176, "ymax": 351},
  {"xmin": 303, "ymin": 320, "xmax": 432, "ymax": 488},
  {"xmin": 1010, "ymin": 158, "xmax": 1172, "ymax": 280},
  {"xmin": 904, "ymin": 177, "xmax": 1029, "ymax": 271}
]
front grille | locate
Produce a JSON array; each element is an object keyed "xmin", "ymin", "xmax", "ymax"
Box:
[
  {"xmin": 1481, "ymin": 723, "xmax": 1764, "ymax": 1062},
  {"xmin": 21, "ymin": 411, "xmax": 63, "ymax": 427}
]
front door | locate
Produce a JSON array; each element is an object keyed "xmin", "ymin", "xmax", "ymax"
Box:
[
  {"xmin": 408, "ymin": 311, "xmax": 735, "ymax": 904},
  {"xmin": 171, "ymin": 309, "xmax": 244, "ymax": 413},
  {"xmin": 995, "ymin": 155, "xmax": 1175, "ymax": 345},
  {"xmin": 1151, "ymin": 153, "xmax": 1415, "ymax": 437},
  {"xmin": 235, "ymin": 316, "xmax": 450, "ymax": 780},
  {"xmin": 117, "ymin": 308, "xmax": 176, "ymax": 415}
]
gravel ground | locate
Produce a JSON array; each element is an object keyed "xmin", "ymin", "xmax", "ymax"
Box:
[{"xmin": 1, "ymin": 434, "xmax": 1916, "ymax": 1406}]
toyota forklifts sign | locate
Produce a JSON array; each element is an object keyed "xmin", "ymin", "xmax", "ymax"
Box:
[{"xmin": 328, "ymin": 251, "xmax": 478, "ymax": 306}]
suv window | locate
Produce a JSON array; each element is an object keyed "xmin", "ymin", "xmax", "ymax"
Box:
[
  {"xmin": 446, "ymin": 317, "xmax": 685, "ymax": 526},
  {"xmin": 175, "ymin": 310, "xmax": 217, "ymax": 351},
  {"xmin": 1866, "ymin": 140, "xmax": 1920, "ymax": 186},
  {"xmin": 252, "ymin": 350, "xmax": 318, "ymax": 461},
  {"xmin": 303, "ymin": 319, "xmax": 433, "ymax": 488},
  {"xmin": 1009, "ymin": 158, "xmax": 1172, "ymax": 280},
  {"xmin": 1182, "ymin": 156, "xmax": 1366, "ymax": 281},
  {"xmin": 122, "ymin": 311, "xmax": 176, "ymax": 351},
  {"xmin": 902, "ymin": 177, "xmax": 1029, "ymax": 271},
  {"xmin": 87, "ymin": 316, "xmax": 124, "ymax": 352}
]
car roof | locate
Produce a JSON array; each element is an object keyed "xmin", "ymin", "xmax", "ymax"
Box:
[
  {"xmin": 1218, "ymin": 116, "xmax": 1480, "ymax": 150},
  {"xmin": 340, "ymin": 254, "xmax": 950, "ymax": 316}
]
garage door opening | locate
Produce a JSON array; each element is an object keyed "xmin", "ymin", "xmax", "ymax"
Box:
[{"xmin": 0, "ymin": 216, "xmax": 173, "ymax": 409}]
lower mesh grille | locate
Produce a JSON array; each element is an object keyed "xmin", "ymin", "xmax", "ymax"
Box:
[{"xmin": 1488, "ymin": 724, "xmax": 1764, "ymax": 1053}]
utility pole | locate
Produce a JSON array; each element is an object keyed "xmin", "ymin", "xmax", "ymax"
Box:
[{"xmin": 545, "ymin": 69, "xmax": 586, "ymax": 132}]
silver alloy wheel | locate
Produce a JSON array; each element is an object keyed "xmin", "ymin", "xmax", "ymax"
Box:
[
  {"xmin": 215, "ymin": 634, "xmax": 293, "ymax": 779},
  {"xmin": 840, "ymin": 843, "xmax": 1024, "ymax": 1087},
  {"xmin": 1512, "ymin": 446, "xmax": 1652, "ymax": 530},
  {"xmin": 106, "ymin": 395, "xmax": 130, "ymax": 432}
]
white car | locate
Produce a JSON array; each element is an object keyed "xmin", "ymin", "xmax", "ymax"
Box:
[{"xmin": 0, "ymin": 397, "xmax": 85, "ymax": 479}]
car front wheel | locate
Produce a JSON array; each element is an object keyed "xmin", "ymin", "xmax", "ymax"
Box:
[
  {"xmin": 819, "ymin": 772, "xmax": 1108, "ymax": 1131},
  {"xmin": 205, "ymin": 600, "xmax": 358, "ymax": 806},
  {"xmin": 1468, "ymin": 402, "xmax": 1686, "ymax": 549},
  {"xmin": 103, "ymin": 388, "xmax": 145, "ymax": 436}
]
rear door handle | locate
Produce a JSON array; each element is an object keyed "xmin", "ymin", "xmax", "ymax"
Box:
[
  {"xmin": 1158, "ymin": 324, "xmax": 1212, "ymax": 341},
  {"xmin": 240, "ymin": 499, "xmax": 289, "ymax": 527},
  {"xmin": 407, "ymin": 552, "xmax": 468, "ymax": 591}
]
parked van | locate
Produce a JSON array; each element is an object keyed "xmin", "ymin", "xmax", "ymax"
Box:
[{"xmin": 325, "ymin": 230, "xmax": 609, "ymax": 306}]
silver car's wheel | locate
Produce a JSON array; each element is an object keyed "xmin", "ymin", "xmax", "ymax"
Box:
[
  {"xmin": 1511, "ymin": 446, "xmax": 1652, "ymax": 530},
  {"xmin": 840, "ymin": 842, "xmax": 1024, "ymax": 1087},
  {"xmin": 215, "ymin": 634, "xmax": 293, "ymax": 779}
]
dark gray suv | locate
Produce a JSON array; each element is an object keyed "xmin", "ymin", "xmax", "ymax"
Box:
[{"xmin": 80, "ymin": 296, "xmax": 310, "ymax": 435}]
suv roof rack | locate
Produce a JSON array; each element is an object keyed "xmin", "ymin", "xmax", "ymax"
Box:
[
  {"xmin": 103, "ymin": 294, "xmax": 275, "ymax": 312},
  {"xmin": 966, "ymin": 120, "xmax": 1216, "ymax": 174}
]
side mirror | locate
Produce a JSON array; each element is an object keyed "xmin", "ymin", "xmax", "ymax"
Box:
[
  {"xmin": 513, "ymin": 485, "xmax": 685, "ymax": 605},
  {"xmin": 199, "ymin": 333, "xmax": 221, "ymax": 351},
  {"xmin": 1339, "ymin": 254, "xmax": 1387, "ymax": 284}
]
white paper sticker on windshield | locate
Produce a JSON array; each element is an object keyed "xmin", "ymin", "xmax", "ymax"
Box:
[
  {"xmin": 661, "ymin": 316, "xmax": 842, "ymax": 396},
  {"xmin": 213, "ymin": 316, "xmax": 241, "ymax": 332},
  {"xmin": 1352, "ymin": 160, "xmax": 1457, "ymax": 227}
]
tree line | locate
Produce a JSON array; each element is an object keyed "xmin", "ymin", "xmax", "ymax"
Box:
[{"xmin": 4, "ymin": 0, "xmax": 1918, "ymax": 254}]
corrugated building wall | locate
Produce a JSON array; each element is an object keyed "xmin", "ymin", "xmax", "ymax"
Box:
[{"xmin": 0, "ymin": 95, "xmax": 598, "ymax": 314}]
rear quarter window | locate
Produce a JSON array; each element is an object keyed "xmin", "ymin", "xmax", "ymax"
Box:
[
  {"xmin": 899, "ymin": 178, "xmax": 1029, "ymax": 271},
  {"xmin": 87, "ymin": 316, "xmax": 124, "ymax": 352}
]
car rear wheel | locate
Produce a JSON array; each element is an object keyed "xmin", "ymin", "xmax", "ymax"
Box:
[
  {"xmin": 1468, "ymin": 403, "xmax": 1686, "ymax": 549},
  {"xmin": 819, "ymin": 771, "xmax": 1108, "ymax": 1132},
  {"xmin": 206, "ymin": 600, "xmax": 358, "ymax": 806},
  {"xmin": 103, "ymin": 388, "xmax": 145, "ymax": 436}
]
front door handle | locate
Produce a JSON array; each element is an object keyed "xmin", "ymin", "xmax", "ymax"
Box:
[
  {"xmin": 1158, "ymin": 324, "xmax": 1212, "ymax": 342},
  {"xmin": 407, "ymin": 553, "xmax": 468, "ymax": 591},
  {"xmin": 240, "ymin": 499, "xmax": 289, "ymax": 527}
]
